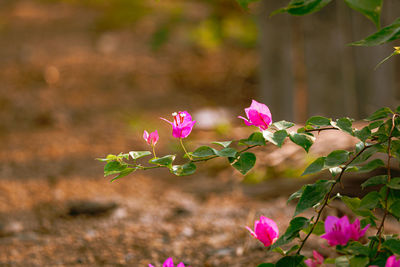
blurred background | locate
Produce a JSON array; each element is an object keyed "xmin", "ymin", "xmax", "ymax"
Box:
[{"xmin": 0, "ymin": 0, "xmax": 399, "ymax": 266}]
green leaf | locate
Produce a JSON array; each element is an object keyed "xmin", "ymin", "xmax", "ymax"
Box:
[
  {"xmin": 236, "ymin": 0, "xmax": 260, "ymax": 9},
  {"xmin": 216, "ymin": 147, "xmax": 237, "ymax": 158},
  {"xmin": 287, "ymin": 186, "xmax": 305, "ymax": 203},
  {"xmin": 341, "ymin": 242, "xmax": 370, "ymax": 256},
  {"xmin": 302, "ymin": 157, "xmax": 325, "ymax": 176},
  {"xmin": 342, "ymin": 196, "xmax": 361, "ymax": 210},
  {"xmin": 368, "ymin": 120, "xmax": 384, "ymax": 130},
  {"xmin": 382, "ymin": 239, "xmax": 400, "ymax": 254},
  {"xmin": 302, "ymin": 221, "xmax": 325, "ymax": 236},
  {"xmin": 361, "ymin": 175, "xmax": 388, "ymax": 189},
  {"xmin": 335, "ymin": 256, "xmax": 350, "ymax": 267},
  {"xmin": 389, "ymin": 200, "xmax": 400, "ymax": 218},
  {"xmin": 272, "ymin": 247, "xmax": 285, "ymax": 256},
  {"xmin": 171, "ymin": 162, "xmax": 196, "ymax": 176},
  {"xmin": 129, "ymin": 151, "xmax": 152, "ymax": 160},
  {"xmin": 359, "ymin": 191, "xmax": 380, "ymax": 209},
  {"xmin": 351, "ymin": 144, "xmax": 382, "ymax": 166},
  {"xmin": 325, "ymin": 150, "xmax": 350, "ymax": 167},
  {"xmin": 239, "ymin": 132, "xmax": 266, "ymax": 146},
  {"xmin": 375, "ymin": 49, "xmax": 400, "ymax": 70},
  {"xmin": 286, "ymin": 244, "xmax": 300, "ymax": 255},
  {"xmin": 149, "ymin": 155, "xmax": 175, "ymax": 167},
  {"xmin": 117, "ymin": 153, "xmax": 130, "ymax": 160},
  {"xmin": 365, "ymin": 107, "xmax": 394, "ymax": 121},
  {"xmin": 263, "ymin": 130, "xmax": 288, "ymax": 147},
  {"xmin": 334, "ymin": 118, "xmax": 354, "ymax": 135},
  {"xmin": 342, "ymin": 196, "xmax": 377, "ymax": 220},
  {"xmin": 289, "ymin": 133, "xmax": 315, "ymax": 152},
  {"xmin": 355, "ymin": 142, "xmax": 365, "ymax": 154},
  {"xmin": 350, "ymin": 17, "xmax": 400, "ymax": 46},
  {"xmin": 294, "ymin": 180, "xmax": 334, "ymax": 216},
  {"xmin": 110, "ymin": 168, "xmax": 135, "ymax": 182},
  {"xmin": 211, "ymin": 141, "xmax": 232, "ymax": 148},
  {"xmin": 271, "ymin": 217, "xmax": 310, "ymax": 249},
  {"xmin": 349, "ymin": 255, "xmax": 369, "ymax": 267},
  {"xmin": 97, "ymin": 154, "xmax": 118, "ymax": 162},
  {"xmin": 344, "ymin": 0, "xmax": 382, "ymax": 28},
  {"xmin": 104, "ymin": 161, "xmax": 127, "ymax": 176},
  {"xmin": 257, "ymin": 264, "xmax": 275, "ymax": 267},
  {"xmin": 271, "ymin": 0, "xmax": 332, "ymax": 16},
  {"xmin": 388, "ymin": 177, "xmax": 400, "ymax": 190},
  {"xmin": 355, "ymin": 127, "xmax": 371, "ymax": 142},
  {"xmin": 275, "ymin": 255, "xmax": 305, "ymax": 267},
  {"xmin": 357, "ymin": 159, "xmax": 385, "ymax": 173},
  {"xmin": 192, "ymin": 146, "xmax": 216, "ymax": 158},
  {"xmin": 272, "ymin": 120, "xmax": 295, "ymax": 130},
  {"xmin": 232, "ymin": 152, "xmax": 256, "ymax": 175},
  {"xmin": 306, "ymin": 116, "xmax": 331, "ymax": 126}
]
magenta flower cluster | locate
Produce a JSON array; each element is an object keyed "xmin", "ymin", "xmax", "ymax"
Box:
[
  {"xmin": 321, "ymin": 216, "xmax": 369, "ymax": 246},
  {"xmin": 143, "ymin": 130, "xmax": 159, "ymax": 146},
  {"xmin": 246, "ymin": 215, "xmax": 279, "ymax": 247},
  {"xmin": 304, "ymin": 250, "xmax": 324, "ymax": 267},
  {"xmin": 238, "ymin": 99, "xmax": 272, "ymax": 131},
  {"xmin": 161, "ymin": 111, "xmax": 197, "ymax": 139},
  {"xmin": 385, "ymin": 255, "xmax": 400, "ymax": 267},
  {"xmin": 140, "ymin": 102, "xmax": 387, "ymax": 267}
]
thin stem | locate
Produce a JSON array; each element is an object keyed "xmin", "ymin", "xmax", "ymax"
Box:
[
  {"xmin": 191, "ymin": 145, "xmax": 259, "ymax": 163},
  {"xmin": 180, "ymin": 138, "xmax": 192, "ymax": 160},
  {"xmin": 152, "ymin": 145, "xmax": 157, "ymax": 158},
  {"xmin": 191, "ymin": 155, "xmax": 218, "ymax": 163},
  {"xmin": 238, "ymin": 145, "xmax": 258, "ymax": 153},
  {"xmin": 375, "ymin": 114, "xmax": 397, "ymax": 252},
  {"xmin": 296, "ymin": 143, "xmax": 374, "ymax": 254},
  {"xmin": 304, "ymin": 127, "xmax": 339, "ymax": 133}
]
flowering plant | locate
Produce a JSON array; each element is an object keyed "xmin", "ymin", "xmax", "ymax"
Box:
[
  {"xmin": 99, "ymin": 100, "xmax": 400, "ymax": 266},
  {"xmin": 98, "ymin": 0, "xmax": 400, "ymax": 265}
]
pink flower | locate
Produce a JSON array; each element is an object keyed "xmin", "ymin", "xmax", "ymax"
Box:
[
  {"xmin": 238, "ymin": 100, "xmax": 272, "ymax": 131},
  {"xmin": 246, "ymin": 215, "xmax": 279, "ymax": 247},
  {"xmin": 349, "ymin": 218, "xmax": 369, "ymax": 241},
  {"xmin": 148, "ymin": 257, "xmax": 189, "ymax": 267},
  {"xmin": 143, "ymin": 130, "xmax": 159, "ymax": 146},
  {"xmin": 386, "ymin": 255, "xmax": 400, "ymax": 267},
  {"xmin": 161, "ymin": 111, "xmax": 196, "ymax": 139},
  {"xmin": 321, "ymin": 216, "xmax": 351, "ymax": 246},
  {"xmin": 304, "ymin": 250, "xmax": 324, "ymax": 267},
  {"xmin": 321, "ymin": 216, "xmax": 369, "ymax": 246}
]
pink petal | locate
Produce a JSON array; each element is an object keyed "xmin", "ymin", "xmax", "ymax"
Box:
[
  {"xmin": 254, "ymin": 216, "xmax": 279, "ymax": 247},
  {"xmin": 313, "ymin": 250, "xmax": 324, "ymax": 264},
  {"xmin": 149, "ymin": 265, "xmax": 155, "ymax": 267},
  {"xmin": 160, "ymin": 117, "xmax": 173, "ymax": 125},
  {"xmin": 324, "ymin": 216, "xmax": 340, "ymax": 232},
  {"xmin": 238, "ymin": 116, "xmax": 254, "ymax": 126},
  {"xmin": 173, "ymin": 121, "xmax": 196, "ymax": 139},
  {"xmin": 304, "ymin": 259, "xmax": 316, "ymax": 267},
  {"xmin": 149, "ymin": 130, "xmax": 159, "ymax": 145},
  {"xmin": 250, "ymin": 100, "xmax": 272, "ymax": 119},
  {"xmin": 259, "ymin": 216, "xmax": 279, "ymax": 238},
  {"xmin": 143, "ymin": 130, "xmax": 149, "ymax": 143},
  {"xmin": 386, "ymin": 255, "xmax": 397, "ymax": 267},
  {"xmin": 177, "ymin": 263, "xmax": 186, "ymax": 267},
  {"xmin": 163, "ymin": 258, "xmax": 174, "ymax": 267},
  {"xmin": 247, "ymin": 110, "xmax": 270, "ymax": 130},
  {"xmin": 321, "ymin": 231, "xmax": 350, "ymax": 246},
  {"xmin": 180, "ymin": 111, "xmax": 193, "ymax": 123},
  {"xmin": 245, "ymin": 226, "xmax": 257, "ymax": 238}
]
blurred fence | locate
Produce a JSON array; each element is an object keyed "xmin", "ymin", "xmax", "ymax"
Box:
[{"xmin": 258, "ymin": 0, "xmax": 400, "ymax": 122}]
